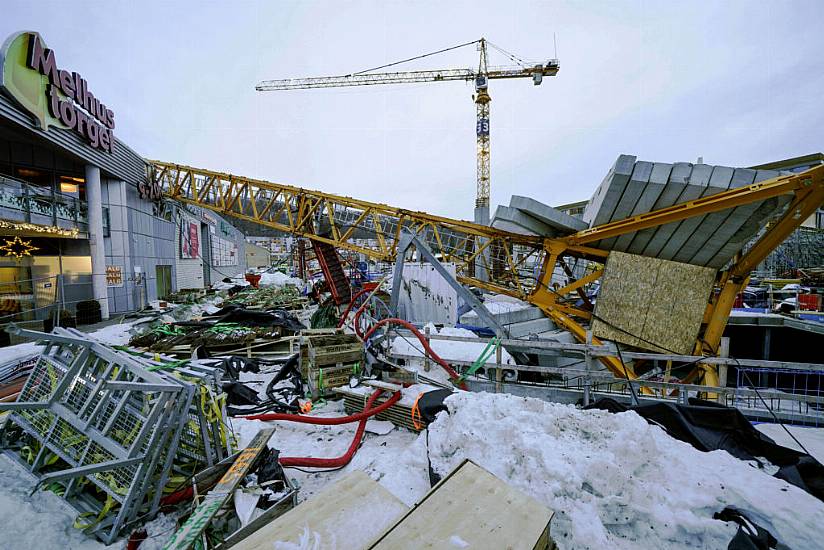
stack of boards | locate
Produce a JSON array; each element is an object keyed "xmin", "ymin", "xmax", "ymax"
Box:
[{"xmin": 232, "ymin": 459, "xmax": 556, "ymax": 549}]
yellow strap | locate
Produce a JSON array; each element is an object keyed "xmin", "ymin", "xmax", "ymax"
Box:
[{"xmin": 73, "ymin": 493, "xmax": 116, "ymax": 530}]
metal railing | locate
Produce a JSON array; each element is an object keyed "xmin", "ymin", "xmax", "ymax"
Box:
[
  {"xmin": 385, "ymin": 329, "xmax": 824, "ymax": 426},
  {"xmin": 0, "ymin": 174, "xmax": 91, "ymax": 231}
]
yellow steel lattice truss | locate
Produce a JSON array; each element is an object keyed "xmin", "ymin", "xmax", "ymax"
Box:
[{"xmin": 148, "ymin": 161, "xmax": 824, "ymax": 386}]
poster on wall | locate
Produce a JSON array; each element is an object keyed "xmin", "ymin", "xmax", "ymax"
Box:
[
  {"xmin": 181, "ymin": 221, "xmax": 199, "ymax": 259},
  {"xmin": 211, "ymin": 236, "xmax": 238, "ymax": 267},
  {"xmin": 106, "ymin": 266, "xmax": 124, "ymax": 287}
]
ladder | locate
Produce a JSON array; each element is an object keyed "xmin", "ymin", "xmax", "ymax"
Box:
[{"xmin": 311, "ymin": 240, "xmax": 352, "ymax": 305}]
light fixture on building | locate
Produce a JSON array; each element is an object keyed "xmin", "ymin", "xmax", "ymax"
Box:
[
  {"xmin": 59, "ymin": 176, "xmax": 84, "ymax": 194},
  {"xmin": 0, "ymin": 236, "xmax": 39, "ymax": 259},
  {"xmin": 0, "ymin": 219, "xmax": 79, "ymax": 237}
]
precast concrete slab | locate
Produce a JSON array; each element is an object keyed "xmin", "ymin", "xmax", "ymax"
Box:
[
  {"xmin": 507, "ymin": 317, "xmax": 557, "ymax": 338},
  {"xmin": 603, "ymin": 160, "xmax": 655, "ymax": 251},
  {"xmin": 688, "ymin": 169, "xmax": 783, "ymax": 266},
  {"xmin": 490, "ymin": 211, "xmax": 534, "ymax": 236},
  {"xmin": 673, "ymin": 167, "xmax": 757, "ymax": 264},
  {"xmin": 658, "ymin": 165, "xmax": 734, "ymax": 262},
  {"xmin": 586, "ymin": 156, "xmax": 792, "ymax": 268},
  {"xmin": 509, "ymin": 195, "xmax": 588, "ymax": 234},
  {"xmin": 582, "ymin": 154, "xmax": 637, "ymax": 229},
  {"xmin": 639, "ymin": 163, "xmax": 713, "ymax": 257},
  {"xmin": 460, "ymin": 304, "xmax": 547, "ymax": 327}
]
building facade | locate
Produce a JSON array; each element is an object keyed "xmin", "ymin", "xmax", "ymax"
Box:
[{"xmin": 0, "ymin": 30, "xmax": 245, "ymax": 336}]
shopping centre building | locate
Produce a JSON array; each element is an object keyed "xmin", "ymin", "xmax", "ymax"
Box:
[{"xmin": 0, "ymin": 30, "xmax": 246, "ymax": 335}]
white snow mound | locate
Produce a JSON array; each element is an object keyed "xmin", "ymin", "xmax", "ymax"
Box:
[
  {"xmin": 258, "ymin": 271, "xmax": 303, "ymax": 288},
  {"xmin": 423, "ymin": 391, "xmax": 824, "ymax": 550}
]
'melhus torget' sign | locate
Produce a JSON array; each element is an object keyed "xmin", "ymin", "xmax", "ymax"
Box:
[{"xmin": 0, "ymin": 31, "xmax": 115, "ymax": 153}]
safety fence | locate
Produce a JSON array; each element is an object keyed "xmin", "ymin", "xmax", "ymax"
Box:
[
  {"xmin": 385, "ymin": 330, "xmax": 824, "ymax": 426},
  {"xmin": 0, "ymin": 274, "xmax": 94, "ymax": 344}
]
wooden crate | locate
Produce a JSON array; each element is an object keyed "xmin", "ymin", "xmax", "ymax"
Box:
[
  {"xmin": 307, "ymin": 363, "xmax": 357, "ymax": 397},
  {"xmin": 307, "ymin": 333, "xmax": 363, "ymax": 367}
]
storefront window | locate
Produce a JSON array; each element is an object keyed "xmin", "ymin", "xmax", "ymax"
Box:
[
  {"xmin": 58, "ymin": 175, "xmax": 84, "ymax": 198},
  {"xmin": 15, "ymin": 167, "xmax": 53, "ymax": 195}
]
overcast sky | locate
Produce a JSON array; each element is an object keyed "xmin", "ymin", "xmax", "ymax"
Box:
[{"xmin": 4, "ymin": 1, "xmax": 823, "ymax": 220}]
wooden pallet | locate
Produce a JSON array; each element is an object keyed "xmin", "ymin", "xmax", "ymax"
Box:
[{"xmin": 336, "ymin": 386, "xmax": 423, "ymax": 432}]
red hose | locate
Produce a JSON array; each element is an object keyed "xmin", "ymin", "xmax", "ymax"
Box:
[
  {"xmin": 337, "ymin": 288, "xmax": 371, "ymax": 328},
  {"xmin": 279, "ymin": 389, "xmax": 389, "ymax": 468},
  {"xmin": 362, "ymin": 318, "xmax": 467, "ymax": 390}
]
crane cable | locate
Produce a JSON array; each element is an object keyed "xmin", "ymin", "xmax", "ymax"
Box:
[
  {"xmin": 352, "ymin": 39, "xmax": 481, "ymax": 76},
  {"xmin": 486, "ymin": 40, "xmax": 531, "ymax": 68}
]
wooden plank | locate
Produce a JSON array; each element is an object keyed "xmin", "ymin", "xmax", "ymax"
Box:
[
  {"xmin": 368, "ymin": 459, "xmax": 554, "ymax": 550},
  {"xmin": 232, "ymin": 471, "xmax": 408, "ymax": 550},
  {"xmin": 162, "ymin": 428, "xmax": 274, "ymax": 550}
]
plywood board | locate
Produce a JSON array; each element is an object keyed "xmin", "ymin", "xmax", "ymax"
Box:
[
  {"xmin": 368, "ymin": 459, "xmax": 554, "ymax": 550},
  {"xmin": 232, "ymin": 471, "xmax": 408, "ymax": 550},
  {"xmin": 592, "ymin": 251, "xmax": 716, "ymax": 354}
]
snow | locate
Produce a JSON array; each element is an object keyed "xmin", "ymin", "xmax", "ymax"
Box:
[
  {"xmin": 0, "ymin": 454, "xmax": 114, "ymax": 550},
  {"xmin": 756, "ymin": 423, "xmax": 824, "ymax": 464},
  {"xmin": 212, "ymin": 275, "xmax": 251, "ymax": 290},
  {"xmin": 418, "ymin": 392, "xmax": 824, "ymax": 550},
  {"xmin": 482, "ymin": 300, "xmax": 531, "ymax": 315},
  {"xmin": 259, "ymin": 271, "xmax": 304, "ymax": 288},
  {"xmin": 4, "ymin": 312, "xmax": 824, "ymax": 549}
]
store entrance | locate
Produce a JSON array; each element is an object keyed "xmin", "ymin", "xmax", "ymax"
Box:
[
  {"xmin": 0, "ymin": 265, "xmax": 34, "ymax": 321},
  {"xmin": 155, "ymin": 265, "xmax": 172, "ymax": 300}
]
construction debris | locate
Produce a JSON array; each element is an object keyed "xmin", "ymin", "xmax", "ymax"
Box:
[{"xmin": 0, "ymin": 326, "xmax": 230, "ymax": 544}]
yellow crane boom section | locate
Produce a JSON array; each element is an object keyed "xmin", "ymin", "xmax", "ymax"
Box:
[{"xmin": 147, "ymin": 160, "xmax": 824, "ymax": 385}]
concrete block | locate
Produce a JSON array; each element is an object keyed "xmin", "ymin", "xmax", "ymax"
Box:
[
  {"xmin": 507, "ymin": 317, "xmax": 556, "ymax": 338},
  {"xmin": 676, "ymin": 167, "xmax": 757, "ymax": 264},
  {"xmin": 640, "ymin": 163, "xmax": 712, "ymax": 257},
  {"xmin": 460, "ymin": 304, "xmax": 546, "ymax": 326},
  {"xmin": 491, "ymin": 206, "xmax": 534, "ymax": 236},
  {"xmin": 605, "ymin": 160, "xmax": 655, "ymax": 251},
  {"xmin": 625, "ymin": 162, "xmax": 673, "ymax": 253},
  {"xmin": 659, "ymin": 165, "xmax": 734, "ymax": 262},
  {"xmin": 509, "ymin": 196, "xmax": 588, "ymax": 234},
  {"xmin": 491, "ymin": 205, "xmax": 557, "ymax": 237},
  {"xmin": 582, "ymin": 154, "xmax": 636, "ymax": 228}
]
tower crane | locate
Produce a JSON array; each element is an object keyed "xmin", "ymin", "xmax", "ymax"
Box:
[{"xmin": 255, "ymin": 38, "xmax": 560, "ymax": 227}]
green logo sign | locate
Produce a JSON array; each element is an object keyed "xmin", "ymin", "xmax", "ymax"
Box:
[{"xmin": 0, "ymin": 31, "xmax": 115, "ymax": 153}]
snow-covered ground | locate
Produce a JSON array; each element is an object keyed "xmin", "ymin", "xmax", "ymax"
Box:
[
  {"xmin": 3, "ymin": 317, "xmax": 824, "ymax": 549},
  {"xmin": 235, "ymin": 391, "xmax": 824, "ymax": 549},
  {"xmin": 756, "ymin": 422, "xmax": 824, "ymax": 464}
]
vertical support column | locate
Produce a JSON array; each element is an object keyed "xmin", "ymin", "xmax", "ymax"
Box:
[{"xmin": 85, "ymin": 165, "xmax": 109, "ymax": 320}]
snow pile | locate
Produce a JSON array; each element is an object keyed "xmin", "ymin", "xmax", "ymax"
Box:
[
  {"xmin": 390, "ymin": 324, "xmax": 514, "ymax": 384},
  {"xmin": 422, "ymin": 392, "xmax": 824, "ymax": 550},
  {"xmin": 0, "ymin": 455, "xmax": 113, "ymax": 549},
  {"xmin": 212, "ymin": 275, "xmax": 251, "ymax": 290},
  {"xmin": 258, "ymin": 271, "xmax": 303, "ymax": 288}
]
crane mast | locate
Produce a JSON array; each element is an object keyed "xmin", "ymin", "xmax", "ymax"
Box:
[{"xmin": 474, "ymin": 39, "xmax": 491, "ymax": 219}]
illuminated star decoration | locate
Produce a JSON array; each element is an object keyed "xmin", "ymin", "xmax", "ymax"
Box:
[{"xmin": 0, "ymin": 236, "xmax": 39, "ymax": 259}]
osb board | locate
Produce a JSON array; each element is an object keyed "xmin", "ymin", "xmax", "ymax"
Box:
[
  {"xmin": 368, "ymin": 459, "xmax": 554, "ymax": 550},
  {"xmin": 232, "ymin": 471, "xmax": 408, "ymax": 550},
  {"xmin": 592, "ymin": 251, "xmax": 715, "ymax": 354}
]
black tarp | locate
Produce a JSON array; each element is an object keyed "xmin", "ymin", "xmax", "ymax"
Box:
[{"xmin": 585, "ymin": 397, "xmax": 824, "ymax": 502}]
